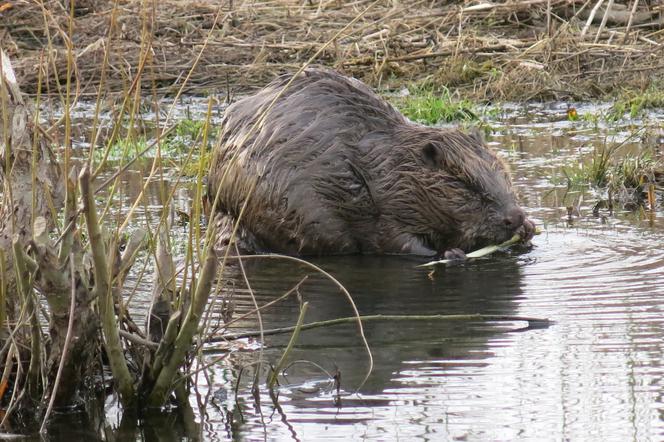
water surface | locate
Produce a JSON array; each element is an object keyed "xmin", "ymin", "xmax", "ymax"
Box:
[{"xmin": 45, "ymin": 99, "xmax": 664, "ymax": 441}]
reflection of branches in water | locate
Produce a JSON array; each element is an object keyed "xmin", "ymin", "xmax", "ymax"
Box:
[
  {"xmin": 270, "ymin": 389, "xmax": 301, "ymax": 442},
  {"xmin": 233, "ymin": 360, "xmax": 271, "ymax": 424},
  {"xmin": 211, "ymin": 276, "xmax": 309, "ymax": 335},
  {"xmin": 208, "ymin": 388, "xmax": 236, "ymax": 440},
  {"xmin": 232, "ymin": 244, "xmax": 267, "ymax": 436},
  {"xmin": 193, "ymin": 354, "xmax": 211, "ymax": 427},
  {"xmin": 223, "ymin": 254, "xmax": 374, "ymax": 392},
  {"xmin": 231, "ymin": 358, "xmax": 343, "ymax": 441},
  {"xmin": 252, "ymin": 376, "xmax": 268, "ymax": 441},
  {"xmin": 178, "ymin": 354, "xmax": 228, "ymax": 385}
]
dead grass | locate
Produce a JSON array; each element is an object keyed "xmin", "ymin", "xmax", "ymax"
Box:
[{"xmin": 2, "ymin": 0, "xmax": 664, "ymax": 100}]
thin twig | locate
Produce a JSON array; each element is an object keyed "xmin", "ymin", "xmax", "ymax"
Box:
[
  {"xmin": 594, "ymin": 0, "xmax": 615, "ymax": 43},
  {"xmin": 233, "ymin": 243, "xmax": 265, "ymax": 396}
]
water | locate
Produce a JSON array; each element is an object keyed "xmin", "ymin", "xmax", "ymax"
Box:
[
  {"xmin": 201, "ymin": 232, "xmax": 664, "ymax": 441},
  {"xmin": 45, "ymin": 99, "xmax": 664, "ymax": 441}
]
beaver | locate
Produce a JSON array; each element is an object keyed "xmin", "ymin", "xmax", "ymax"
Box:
[{"xmin": 208, "ymin": 68, "xmax": 534, "ymax": 257}]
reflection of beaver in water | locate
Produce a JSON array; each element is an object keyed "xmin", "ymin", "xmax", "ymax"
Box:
[{"xmin": 208, "ymin": 68, "xmax": 534, "ymax": 257}]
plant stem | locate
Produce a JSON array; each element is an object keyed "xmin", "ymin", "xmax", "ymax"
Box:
[
  {"xmin": 268, "ymin": 302, "xmax": 309, "ymax": 389},
  {"xmin": 79, "ymin": 167, "xmax": 135, "ymax": 405},
  {"xmin": 146, "ymin": 241, "xmax": 218, "ymax": 406},
  {"xmin": 40, "ymin": 253, "xmax": 77, "ymax": 433}
]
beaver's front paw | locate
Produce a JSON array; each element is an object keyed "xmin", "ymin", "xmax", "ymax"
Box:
[{"xmin": 443, "ymin": 248, "xmax": 467, "ymax": 260}]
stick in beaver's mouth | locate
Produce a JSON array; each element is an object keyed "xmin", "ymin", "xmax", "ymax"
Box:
[{"xmin": 419, "ymin": 227, "xmax": 541, "ymax": 268}]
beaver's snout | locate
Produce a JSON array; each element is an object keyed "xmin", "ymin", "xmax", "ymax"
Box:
[{"xmin": 501, "ymin": 207, "xmax": 535, "ymax": 243}]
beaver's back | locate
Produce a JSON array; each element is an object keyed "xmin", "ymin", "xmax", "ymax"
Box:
[{"xmin": 212, "ymin": 68, "xmax": 405, "ymax": 173}]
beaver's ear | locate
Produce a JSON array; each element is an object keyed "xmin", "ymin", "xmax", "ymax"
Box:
[
  {"xmin": 421, "ymin": 142, "xmax": 445, "ymax": 168},
  {"xmin": 467, "ymin": 127, "xmax": 485, "ymax": 145}
]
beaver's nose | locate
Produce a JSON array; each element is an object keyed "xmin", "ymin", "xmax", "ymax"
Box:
[{"xmin": 503, "ymin": 207, "xmax": 525, "ymax": 230}]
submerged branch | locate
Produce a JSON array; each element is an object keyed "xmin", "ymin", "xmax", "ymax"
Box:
[{"xmin": 210, "ymin": 313, "xmax": 552, "ymax": 342}]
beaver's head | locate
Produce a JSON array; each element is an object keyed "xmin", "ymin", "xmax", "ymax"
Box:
[{"xmin": 368, "ymin": 126, "xmax": 529, "ymax": 253}]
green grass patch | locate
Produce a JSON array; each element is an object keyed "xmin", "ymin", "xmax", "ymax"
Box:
[
  {"xmin": 557, "ymin": 144, "xmax": 662, "ymax": 208},
  {"xmin": 94, "ymin": 118, "xmax": 211, "ymax": 166},
  {"xmin": 561, "ymin": 145, "xmax": 615, "ymax": 189},
  {"xmin": 93, "ymin": 137, "xmax": 150, "ymax": 163},
  {"xmin": 391, "ymin": 86, "xmax": 478, "ymax": 125},
  {"xmin": 611, "ymin": 151, "xmax": 660, "ymax": 191},
  {"xmin": 174, "ymin": 118, "xmax": 205, "ymax": 140},
  {"xmin": 607, "ymin": 86, "xmax": 664, "ymax": 121},
  {"xmin": 179, "ymin": 150, "xmax": 211, "ymax": 177}
]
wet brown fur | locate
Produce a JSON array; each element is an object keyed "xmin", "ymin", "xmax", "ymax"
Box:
[{"xmin": 208, "ymin": 68, "xmax": 526, "ymax": 256}]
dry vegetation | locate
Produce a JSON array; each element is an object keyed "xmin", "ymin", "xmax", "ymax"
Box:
[{"xmin": 2, "ymin": 0, "xmax": 664, "ymax": 100}]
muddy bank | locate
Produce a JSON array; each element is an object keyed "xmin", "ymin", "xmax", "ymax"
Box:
[{"xmin": 2, "ymin": 0, "xmax": 664, "ymax": 100}]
